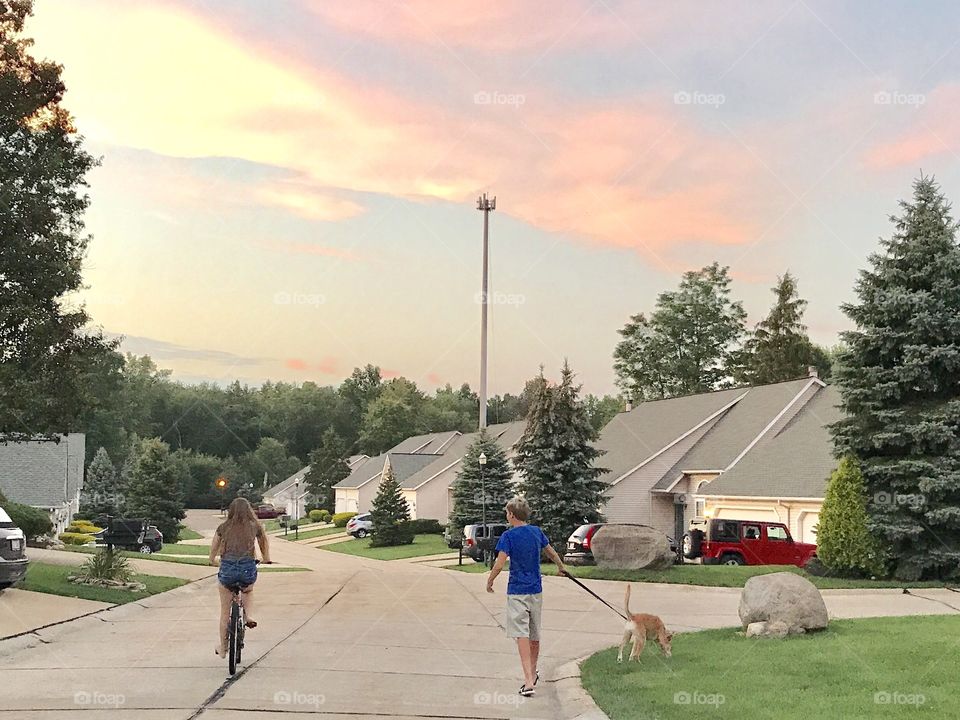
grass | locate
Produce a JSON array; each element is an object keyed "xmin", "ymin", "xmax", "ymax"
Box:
[
  {"xmin": 155, "ymin": 543, "xmax": 211, "ymax": 556},
  {"xmin": 261, "ymin": 519, "xmax": 281, "ymax": 532},
  {"xmin": 445, "ymin": 561, "xmax": 950, "ymax": 589},
  {"xmin": 18, "ymin": 562, "xmax": 187, "ymax": 605},
  {"xmin": 289, "ymin": 526, "xmax": 344, "ymax": 541},
  {"xmin": 178, "ymin": 527, "xmax": 203, "ymax": 541},
  {"xmin": 259, "ymin": 566, "xmax": 311, "ymax": 573},
  {"xmin": 582, "ymin": 615, "xmax": 960, "ymax": 719},
  {"xmin": 320, "ymin": 533, "xmax": 451, "ymax": 560},
  {"xmin": 62, "ymin": 546, "xmax": 212, "ymax": 566}
]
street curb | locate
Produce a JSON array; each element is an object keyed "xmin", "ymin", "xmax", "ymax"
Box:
[{"xmin": 553, "ymin": 655, "xmax": 611, "ymax": 720}]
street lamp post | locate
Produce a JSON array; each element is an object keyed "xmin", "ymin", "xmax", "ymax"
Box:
[
  {"xmin": 294, "ymin": 480, "xmax": 300, "ymax": 540},
  {"xmin": 479, "ymin": 452, "xmax": 487, "ymax": 563},
  {"xmin": 477, "ymin": 193, "xmax": 496, "ymax": 430}
]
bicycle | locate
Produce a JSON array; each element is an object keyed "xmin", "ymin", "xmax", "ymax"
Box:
[{"xmin": 224, "ymin": 559, "xmax": 270, "ymax": 675}]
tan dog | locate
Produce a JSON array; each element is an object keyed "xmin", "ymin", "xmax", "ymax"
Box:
[{"xmin": 617, "ymin": 584, "xmax": 673, "ymax": 663}]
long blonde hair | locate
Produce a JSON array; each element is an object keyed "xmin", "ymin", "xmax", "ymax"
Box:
[{"xmin": 218, "ymin": 497, "xmax": 260, "ymax": 548}]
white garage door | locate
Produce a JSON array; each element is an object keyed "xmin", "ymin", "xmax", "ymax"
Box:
[
  {"xmin": 713, "ymin": 506, "xmax": 779, "ymax": 523},
  {"xmin": 798, "ymin": 513, "xmax": 819, "ymax": 544}
]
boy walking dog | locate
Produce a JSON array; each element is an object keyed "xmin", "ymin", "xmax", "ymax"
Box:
[{"xmin": 486, "ymin": 496, "xmax": 567, "ymax": 697}]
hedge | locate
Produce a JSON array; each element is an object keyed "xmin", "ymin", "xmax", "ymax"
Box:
[
  {"xmin": 66, "ymin": 521, "xmax": 103, "ymax": 535},
  {"xmin": 7, "ymin": 503, "xmax": 53, "ymax": 540},
  {"xmin": 333, "ymin": 512, "xmax": 357, "ymax": 528},
  {"xmin": 59, "ymin": 532, "xmax": 96, "ymax": 545},
  {"xmin": 404, "ymin": 519, "xmax": 445, "ymax": 535}
]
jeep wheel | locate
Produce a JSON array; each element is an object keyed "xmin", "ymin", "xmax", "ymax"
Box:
[
  {"xmin": 139, "ymin": 544, "xmax": 153, "ymax": 554},
  {"xmin": 355, "ymin": 529, "xmax": 368, "ymax": 538},
  {"xmin": 683, "ymin": 530, "xmax": 704, "ymax": 559},
  {"xmin": 721, "ymin": 553, "xmax": 745, "ymax": 566}
]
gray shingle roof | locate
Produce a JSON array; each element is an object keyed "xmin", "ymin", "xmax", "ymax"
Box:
[
  {"xmin": 387, "ymin": 453, "xmax": 442, "ymax": 483},
  {"xmin": 0, "ymin": 436, "xmax": 80, "ymax": 507},
  {"xmin": 332, "ymin": 454, "xmax": 387, "ymax": 489},
  {"xmin": 263, "ymin": 465, "xmax": 310, "ymax": 498},
  {"xmin": 698, "ymin": 385, "xmax": 842, "ymax": 499}
]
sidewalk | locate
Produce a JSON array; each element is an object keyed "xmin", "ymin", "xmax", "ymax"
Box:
[{"xmin": 0, "ymin": 589, "xmax": 111, "ymax": 639}]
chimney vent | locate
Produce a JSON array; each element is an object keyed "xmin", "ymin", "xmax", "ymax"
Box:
[
  {"xmin": 807, "ymin": 365, "xmax": 819, "ymax": 378},
  {"xmin": 625, "ymin": 398, "xmax": 633, "ymax": 412}
]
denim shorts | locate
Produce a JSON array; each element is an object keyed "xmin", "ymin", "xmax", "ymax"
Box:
[{"xmin": 218, "ymin": 557, "xmax": 257, "ymax": 589}]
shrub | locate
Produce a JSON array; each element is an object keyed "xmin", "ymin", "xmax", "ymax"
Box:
[
  {"xmin": 66, "ymin": 521, "xmax": 103, "ymax": 534},
  {"xmin": 817, "ymin": 457, "xmax": 889, "ymax": 578},
  {"xmin": 371, "ymin": 522, "xmax": 414, "ymax": 547},
  {"xmin": 405, "ymin": 518, "xmax": 445, "ymax": 535},
  {"xmin": 333, "ymin": 512, "xmax": 357, "ymax": 528},
  {"xmin": 59, "ymin": 532, "xmax": 96, "ymax": 545},
  {"xmin": 308, "ymin": 510, "xmax": 324, "ymax": 523},
  {"xmin": 80, "ymin": 548, "xmax": 132, "ymax": 582},
  {"xmin": 319, "ymin": 509, "xmax": 332, "ymax": 523},
  {"xmin": 6, "ymin": 503, "xmax": 53, "ymax": 540}
]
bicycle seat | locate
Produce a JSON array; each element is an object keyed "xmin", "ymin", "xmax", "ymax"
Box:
[{"xmin": 224, "ymin": 582, "xmax": 250, "ymax": 592}]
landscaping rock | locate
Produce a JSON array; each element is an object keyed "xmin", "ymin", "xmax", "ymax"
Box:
[
  {"xmin": 68, "ymin": 576, "xmax": 146, "ymax": 592},
  {"xmin": 739, "ymin": 572, "xmax": 828, "ymax": 635},
  {"xmin": 591, "ymin": 524, "xmax": 674, "ymax": 570}
]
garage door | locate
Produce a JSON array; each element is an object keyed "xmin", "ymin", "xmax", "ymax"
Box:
[
  {"xmin": 798, "ymin": 513, "xmax": 819, "ymax": 544},
  {"xmin": 713, "ymin": 506, "xmax": 779, "ymax": 523}
]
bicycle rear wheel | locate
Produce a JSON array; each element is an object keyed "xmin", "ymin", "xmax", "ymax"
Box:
[
  {"xmin": 228, "ymin": 599, "xmax": 239, "ymax": 675},
  {"xmin": 236, "ymin": 611, "xmax": 245, "ymax": 664}
]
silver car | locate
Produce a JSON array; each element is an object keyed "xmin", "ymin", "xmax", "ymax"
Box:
[
  {"xmin": 0, "ymin": 505, "xmax": 29, "ymax": 591},
  {"xmin": 345, "ymin": 513, "xmax": 374, "ymax": 538}
]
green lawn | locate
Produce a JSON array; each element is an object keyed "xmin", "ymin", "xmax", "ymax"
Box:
[
  {"xmin": 177, "ymin": 527, "xmax": 203, "ymax": 541},
  {"xmin": 320, "ymin": 533, "xmax": 451, "ymax": 560},
  {"xmin": 289, "ymin": 526, "xmax": 343, "ymax": 541},
  {"xmin": 155, "ymin": 543, "xmax": 211, "ymax": 556},
  {"xmin": 259, "ymin": 566, "xmax": 311, "ymax": 573},
  {"xmin": 446, "ymin": 561, "xmax": 949, "ymax": 589},
  {"xmin": 19, "ymin": 562, "xmax": 187, "ymax": 605},
  {"xmin": 62, "ymin": 546, "xmax": 211, "ymax": 566},
  {"xmin": 582, "ymin": 615, "xmax": 958, "ymax": 719}
]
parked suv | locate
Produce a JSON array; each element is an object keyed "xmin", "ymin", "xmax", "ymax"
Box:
[
  {"xmin": 346, "ymin": 513, "xmax": 373, "ymax": 538},
  {"xmin": 462, "ymin": 523, "xmax": 508, "ymax": 562},
  {"xmin": 94, "ymin": 518, "xmax": 164, "ymax": 554},
  {"xmin": 0, "ymin": 505, "xmax": 28, "ymax": 591},
  {"xmin": 683, "ymin": 518, "xmax": 816, "ymax": 567}
]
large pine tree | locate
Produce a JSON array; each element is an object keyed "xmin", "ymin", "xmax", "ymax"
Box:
[
  {"xmin": 832, "ymin": 176, "xmax": 960, "ymax": 580},
  {"xmin": 369, "ymin": 465, "xmax": 413, "ymax": 547},
  {"xmin": 735, "ymin": 272, "xmax": 823, "ymax": 384},
  {"xmin": 304, "ymin": 428, "xmax": 351, "ymax": 512},
  {"xmin": 79, "ymin": 447, "xmax": 122, "ymax": 518},
  {"xmin": 122, "ymin": 438, "xmax": 186, "ymax": 543},
  {"xmin": 449, "ymin": 430, "xmax": 514, "ymax": 538},
  {"xmin": 515, "ymin": 363, "xmax": 606, "ymax": 550}
]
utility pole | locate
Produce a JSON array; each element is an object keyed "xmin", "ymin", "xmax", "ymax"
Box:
[{"xmin": 477, "ymin": 193, "xmax": 496, "ymax": 429}]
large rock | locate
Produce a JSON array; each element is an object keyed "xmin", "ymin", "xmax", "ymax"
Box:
[
  {"xmin": 739, "ymin": 572, "xmax": 828, "ymax": 636},
  {"xmin": 591, "ymin": 524, "xmax": 675, "ymax": 570}
]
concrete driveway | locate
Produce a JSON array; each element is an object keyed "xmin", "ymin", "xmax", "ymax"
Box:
[{"xmin": 2, "ymin": 529, "xmax": 958, "ymax": 719}]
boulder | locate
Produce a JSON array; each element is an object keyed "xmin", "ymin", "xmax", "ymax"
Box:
[
  {"xmin": 739, "ymin": 572, "xmax": 828, "ymax": 635},
  {"xmin": 591, "ymin": 524, "xmax": 675, "ymax": 570}
]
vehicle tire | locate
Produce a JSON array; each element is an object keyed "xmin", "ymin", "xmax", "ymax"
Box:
[
  {"xmin": 683, "ymin": 530, "xmax": 704, "ymax": 559},
  {"xmin": 228, "ymin": 600, "xmax": 240, "ymax": 675},
  {"xmin": 356, "ymin": 529, "xmax": 368, "ymax": 538},
  {"xmin": 720, "ymin": 553, "xmax": 745, "ymax": 566},
  {"xmin": 138, "ymin": 544, "xmax": 153, "ymax": 554}
]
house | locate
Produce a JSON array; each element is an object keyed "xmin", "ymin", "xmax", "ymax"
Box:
[
  {"xmin": 0, "ymin": 434, "xmax": 86, "ymax": 535},
  {"xmin": 333, "ymin": 423, "xmax": 525, "ymax": 520},
  {"xmin": 598, "ymin": 372, "xmax": 837, "ymax": 544},
  {"xmin": 264, "ymin": 454, "xmax": 369, "ymax": 516}
]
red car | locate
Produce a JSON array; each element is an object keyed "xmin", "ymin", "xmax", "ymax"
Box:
[
  {"xmin": 684, "ymin": 518, "xmax": 817, "ymax": 567},
  {"xmin": 255, "ymin": 504, "xmax": 284, "ymax": 519}
]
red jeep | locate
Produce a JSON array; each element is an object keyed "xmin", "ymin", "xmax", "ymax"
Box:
[{"xmin": 683, "ymin": 518, "xmax": 817, "ymax": 567}]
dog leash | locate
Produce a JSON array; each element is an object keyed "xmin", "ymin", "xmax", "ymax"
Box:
[{"xmin": 564, "ymin": 572, "xmax": 629, "ymax": 620}]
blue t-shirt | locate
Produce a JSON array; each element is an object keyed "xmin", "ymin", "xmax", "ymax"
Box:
[{"xmin": 495, "ymin": 524, "xmax": 550, "ymax": 595}]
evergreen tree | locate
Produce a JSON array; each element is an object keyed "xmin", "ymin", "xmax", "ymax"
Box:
[
  {"xmin": 79, "ymin": 447, "xmax": 122, "ymax": 518},
  {"xmin": 304, "ymin": 428, "xmax": 351, "ymax": 511},
  {"xmin": 816, "ymin": 457, "xmax": 888, "ymax": 577},
  {"xmin": 735, "ymin": 272, "xmax": 823, "ymax": 384},
  {"xmin": 369, "ymin": 465, "xmax": 413, "ymax": 547},
  {"xmin": 122, "ymin": 437, "xmax": 186, "ymax": 543},
  {"xmin": 449, "ymin": 430, "xmax": 514, "ymax": 538},
  {"xmin": 515, "ymin": 363, "xmax": 607, "ymax": 550},
  {"xmin": 832, "ymin": 176, "xmax": 960, "ymax": 581}
]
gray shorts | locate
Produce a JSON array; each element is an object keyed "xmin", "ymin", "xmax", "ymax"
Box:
[{"xmin": 505, "ymin": 593, "xmax": 543, "ymax": 640}]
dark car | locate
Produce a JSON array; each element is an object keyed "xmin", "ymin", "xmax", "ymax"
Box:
[
  {"xmin": 565, "ymin": 523, "xmax": 679, "ymax": 565},
  {"xmin": 462, "ymin": 523, "xmax": 508, "ymax": 562},
  {"xmin": 255, "ymin": 504, "xmax": 284, "ymax": 520},
  {"xmin": 0, "ymin": 505, "xmax": 29, "ymax": 591},
  {"xmin": 94, "ymin": 518, "xmax": 164, "ymax": 554}
]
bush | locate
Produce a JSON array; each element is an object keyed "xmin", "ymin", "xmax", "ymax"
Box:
[
  {"xmin": 67, "ymin": 521, "xmax": 103, "ymax": 534},
  {"xmin": 333, "ymin": 512, "xmax": 357, "ymax": 528},
  {"xmin": 370, "ymin": 522, "xmax": 414, "ymax": 547},
  {"xmin": 405, "ymin": 518, "xmax": 445, "ymax": 535},
  {"xmin": 319, "ymin": 509, "xmax": 331, "ymax": 523},
  {"xmin": 59, "ymin": 532, "xmax": 96, "ymax": 545},
  {"xmin": 7, "ymin": 503, "xmax": 53, "ymax": 540},
  {"xmin": 308, "ymin": 510, "xmax": 325, "ymax": 523},
  {"xmin": 80, "ymin": 548, "xmax": 132, "ymax": 582}
]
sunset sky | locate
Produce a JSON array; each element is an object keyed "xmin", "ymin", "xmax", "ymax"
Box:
[{"xmin": 28, "ymin": 0, "xmax": 960, "ymax": 394}]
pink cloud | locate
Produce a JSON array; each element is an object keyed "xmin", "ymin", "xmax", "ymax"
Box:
[
  {"xmin": 381, "ymin": 368, "xmax": 401, "ymax": 379},
  {"xmin": 864, "ymin": 84, "xmax": 960, "ymax": 169},
  {"xmin": 316, "ymin": 356, "xmax": 340, "ymax": 375},
  {"xmin": 286, "ymin": 358, "xmax": 308, "ymax": 370},
  {"xmin": 426, "ymin": 372, "xmax": 443, "ymax": 385}
]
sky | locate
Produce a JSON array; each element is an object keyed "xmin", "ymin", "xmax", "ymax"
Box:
[{"xmin": 26, "ymin": 0, "xmax": 960, "ymax": 395}]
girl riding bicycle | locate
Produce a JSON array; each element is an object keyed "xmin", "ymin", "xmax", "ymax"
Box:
[{"xmin": 209, "ymin": 497, "xmax": 272, "ymax": 658}]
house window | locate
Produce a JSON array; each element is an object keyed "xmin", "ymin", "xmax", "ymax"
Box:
[{"xmin": 694, "ymin": 499, "xmax": 705, "ymax": 518}]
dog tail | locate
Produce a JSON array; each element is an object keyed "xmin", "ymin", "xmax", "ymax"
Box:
[{"xmin": 624, "ymin": 583, "xmax": 632, "ymax": 616}]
